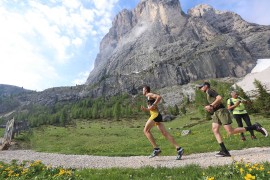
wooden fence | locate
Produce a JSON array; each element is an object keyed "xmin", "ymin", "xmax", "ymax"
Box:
[{"xmin": 0, "ymin": 118, "xmax": 29, "ymax": 150}]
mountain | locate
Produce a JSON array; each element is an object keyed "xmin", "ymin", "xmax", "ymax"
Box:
[
  {"xmin": 0, "ymin": 84, "xmax": 32, "ymax": 97},
  {"xmin": 85, "ymin": 0, "xmax": 270, "ymax": 97},
  {"xmin": 0, "ymin": 84, "xmax": 84, "ymax": 115},
  {"xmin": 0, "ymin": 84, "xmax": 33, "ymax": 114}
]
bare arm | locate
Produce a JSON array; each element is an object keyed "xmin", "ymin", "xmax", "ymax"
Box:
[
  {"xmin": 210, "ymin": 95, "xmax": 222, "ymax": 108},
  {"xmin": 146, "ymin": 93, "xmax": 162, "ymax": 111},
  {"xmin": 227, "ymin": 101, "xmax": 240, "ymax": 110},
  {"xmin": 205, "ymin": 95, "xmax": 222, "ymax": 113},
  {"xmin": 149, "ymin": 93, "xmax": 161, "ymax": 106}
]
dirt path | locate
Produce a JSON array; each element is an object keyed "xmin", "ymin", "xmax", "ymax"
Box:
[{"xmin": 0, "ymin": 147, "xmax": 270, "ymax": 169}]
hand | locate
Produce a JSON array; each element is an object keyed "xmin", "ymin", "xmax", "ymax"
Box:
[
  {"xmin": 141, "ymin": 106, "xmax": 148, "ymax": 112},
  {"xmin": 204, "ymin": 105, "xmax": 214, "ymax": 113},
  {"xmin": 235, "ymin": 101, "xmax": 241, "ymax": 106}
]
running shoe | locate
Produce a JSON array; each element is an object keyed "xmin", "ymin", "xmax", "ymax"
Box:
[
  {"xmin": 215, "ymin": 151, "xmax": 231, "ymax": 157},
  {"xmin": 149, "ymin": 148, "xmax": 161, "ymax": 158},
  {"xmin": 176, "ymin": 147, "xmax": 184, "ymax": 160},
  {"xmin": 254, "ymin": 122, "xmax": 268, "ymax": 137}
]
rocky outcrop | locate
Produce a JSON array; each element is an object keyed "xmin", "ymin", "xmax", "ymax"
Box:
[{"xmin": 85, "ymin": 0, "xmax": 270, "ymax": 98}]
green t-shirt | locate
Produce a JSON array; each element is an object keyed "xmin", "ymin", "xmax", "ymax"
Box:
[{"xmin": 227, "ymin": 98, "xmax": 247, "ymax": 114}]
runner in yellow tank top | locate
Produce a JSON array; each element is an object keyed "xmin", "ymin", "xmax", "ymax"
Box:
[{"xmin": 140, "ymin": 85, "xmax": 183, "ymax": 160}]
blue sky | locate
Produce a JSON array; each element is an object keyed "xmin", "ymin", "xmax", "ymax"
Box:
[{"xmin": 0, "ymin": 0, "xmax": 269, "ymax": 91}]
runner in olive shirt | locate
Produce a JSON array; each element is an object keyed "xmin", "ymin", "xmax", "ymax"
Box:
[
  {"xmin": 227, "ymin": 91, "xmax": 256, "ymax": 141},
  {"xmin": 198, "ymin": 82, "xmax": 268, "ymax": 157}
]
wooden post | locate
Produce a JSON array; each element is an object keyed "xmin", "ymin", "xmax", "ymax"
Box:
[{"xmin": 1, "ymin": 118, "xmax": 15, "ymax": 150}]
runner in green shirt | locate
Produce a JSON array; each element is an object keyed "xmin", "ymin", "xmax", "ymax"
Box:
[{"xmin": 227, "ymin": 91, "xmax": 256, "ymax": 141}]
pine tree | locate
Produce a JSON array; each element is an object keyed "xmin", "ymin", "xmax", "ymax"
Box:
[
  {"xmin": 92, "ymin": 102, "xmax": 99, "ymax": 119},
  {"xmin": 60, "ymin": 109, "xmax": 67, "ymax": 126},
  {"xmin": 253, "ymin": 79, "xmax": 270, "ymax": 115},
  {"xmin": 113, "ymin": 102, "xmax": 121, "ymax": 120}
]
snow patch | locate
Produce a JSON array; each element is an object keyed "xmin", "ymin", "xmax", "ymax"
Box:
[{"xmin": 236, "ymin": 59, "xmax": 270, "ymax": 96}]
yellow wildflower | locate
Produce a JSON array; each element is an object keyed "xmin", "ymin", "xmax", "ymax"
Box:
[
  {"xmin": 22, "ymin": 168, "xmax": 28, "ymax": 175},
  {"xmin": 207, "ymin": 177, "xmax": 215, "ymax": 180},
  {"xmin": 35, "ymin": 160, "xmax": 42, "ymax": 164},
  {"xmin": 240, "ymin": 168, "xmax": 244, "ymax": 175},
  {"xmin": 59, "ymin": 169, "xmax": 65, "ymax": 176},
  {"xmin": 65, "ymin": 170, "xmax": 72, "ymax": 176},
  {"xmin": 245, "ymin": 163, "xmax": 251, "ymax": 168},
  {"xmin": 244, "ymin": 173, "xmax": 255, "ymax": 180},
  {"xmin": 8, "ymin": 170, "xmax": 14, "ymax": 177}
]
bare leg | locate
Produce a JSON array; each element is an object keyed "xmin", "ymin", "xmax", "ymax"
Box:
[
  {"xmin": 156, "ymin": 122, "xmax": 179, "ymax": 149},
  {"xmin": 144, "ymin": 120, "xmax": 158, "ymax": 148},
  {"xmin": 223, "ymin": 124, "xmax": 246, "ymax": 135},
  {"xmin": 212, "ymin": 123, "xmax": 223, "ymax": 143}
]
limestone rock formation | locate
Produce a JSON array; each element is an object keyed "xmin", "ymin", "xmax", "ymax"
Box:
[{"xmin": 85, "ymin": 0, "xmax": 270, "ymax": 98}]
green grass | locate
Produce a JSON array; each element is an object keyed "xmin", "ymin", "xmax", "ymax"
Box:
[
  {"xmin": 8, "ymin": 112, "xmax": 270, "ymax": 179},
  {"xmin": 15, "ymin": 112, "xmax": 270, "ymax": 156},
  {"xmin": 0, "ymin": 128, "xmax": 4, "ymax": 137},
  {"xmin": 77, "ymin": 161, "xmax": 270, "ymax": 180}
]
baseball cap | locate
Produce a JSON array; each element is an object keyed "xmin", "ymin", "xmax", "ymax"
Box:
[{"xmin": 197, "ymin": 82, "xmax": 210, "ymax": 89}]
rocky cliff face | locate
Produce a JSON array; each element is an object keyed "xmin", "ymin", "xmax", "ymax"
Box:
[{"xmin": 85, "ymin": 0, "xmax": 270, "ymax": 97}]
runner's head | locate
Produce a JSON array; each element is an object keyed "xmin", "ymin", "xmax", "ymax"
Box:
[
  {"xmin": 231, "ymin": 90, "xmax": 238, "ymax": 98},
  {"xmin": 197, "ymin": 82, "xmax": 210, "ymax": 92},
  {"xmin": 143, "ymin": 85, "xmax": 150, "ymax": 95}
]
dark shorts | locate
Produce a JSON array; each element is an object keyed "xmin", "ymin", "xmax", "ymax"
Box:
[{"xmin": 153, "ymin": 113, "xmax": 163, "ymax": 122}]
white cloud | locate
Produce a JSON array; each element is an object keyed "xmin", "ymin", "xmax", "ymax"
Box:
[
  {"xmin": 0, "ymin": 36, "xmax": 59, "ymax": 91},
  {"xmin": 92, "ymin": 0, "xmax": 119, "ymax": 11},
  {"xmin": 0, "ymin": 0, "xmax": 122, "ymax": 90},
  {"xmin": 62, "ymin": 0, "xmax": 81, "ymax": 9},
  {"xmin": 72, "ymin": 71, "xmax": 90, "ymax": 85}
]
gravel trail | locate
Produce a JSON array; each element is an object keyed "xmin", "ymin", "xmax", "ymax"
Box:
[{"xmin": 0, "ymin": 147, "xmax": 270, "ymax": 169}]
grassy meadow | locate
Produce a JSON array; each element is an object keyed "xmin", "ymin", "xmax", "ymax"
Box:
[
  {"xmin": 2, "ymin": 112, "xmax": 269, "ymax": 179},
  {"xmin": 15, "ymin": 112, "xmax": 270, "ymax": 156},
  {"xmin": 1, "ymin": 110, "xmax": 269, "ymax": 179}
]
